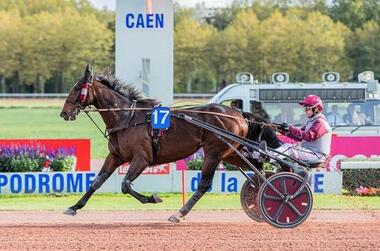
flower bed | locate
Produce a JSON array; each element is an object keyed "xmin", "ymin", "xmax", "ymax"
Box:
[
  {"xmin": 0, "ymin": 144, "xmax": 75, "ymax": 172},
  {"xmin": 342, "ymin": 168, "xmax": 380, "ymax": 195},
  {"xmin": 355, "ymin": 186, "xmax": 380, "ymax": 196}
]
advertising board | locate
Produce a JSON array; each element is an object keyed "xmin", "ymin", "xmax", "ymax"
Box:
[{"xmin": 0, "ymin": 168, "xmax": 341, "ymax": 194}]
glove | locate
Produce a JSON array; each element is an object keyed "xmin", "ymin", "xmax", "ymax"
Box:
[{"xmin": 277, "ymin": 122, "xmax": 290, "ymax": 133}]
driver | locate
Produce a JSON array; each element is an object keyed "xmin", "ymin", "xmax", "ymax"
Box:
[{"xmin": 275, "ymin": 94, "xmax": 332, "ymax": 163}]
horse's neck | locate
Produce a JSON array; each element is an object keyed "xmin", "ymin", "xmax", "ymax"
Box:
[{"xmin": 93, "ymin": 85, "xmax": 131, "ymax": 129}]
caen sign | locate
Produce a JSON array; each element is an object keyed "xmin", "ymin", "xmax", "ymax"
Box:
[{"xmin": 125, "ymin": 13, "xmax": 164, "ymax": 28}]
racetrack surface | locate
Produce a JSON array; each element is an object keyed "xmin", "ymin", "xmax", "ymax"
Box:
[{"xmin": 0, "ymin": 210, "xmax": 378, "ymax": 250}]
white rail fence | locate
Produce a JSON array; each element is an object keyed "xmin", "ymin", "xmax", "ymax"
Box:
[{"xmin": 0, "ymin": 93, "xmax": 215, "ymax": 99}]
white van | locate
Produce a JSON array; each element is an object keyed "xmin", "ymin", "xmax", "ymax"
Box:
[{"xmin": 210, "ymin": 72, "xmax": 380, "ymax": 135}]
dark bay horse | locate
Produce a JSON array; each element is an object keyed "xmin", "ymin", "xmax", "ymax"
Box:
[{"xmin": 60, "ymin": 65, "xmax": 281, "ymax": 222}]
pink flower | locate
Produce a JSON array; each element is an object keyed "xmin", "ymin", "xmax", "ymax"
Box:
[{"xmin": 356, "ymin": 186, "xmax": 370, "ymax": 196}]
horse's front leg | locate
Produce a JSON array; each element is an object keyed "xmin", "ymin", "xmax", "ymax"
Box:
[
  {"xmin": 64, "ymin": 153, "xmax": 122, "ymax": 216},
  {"xmin": 168, "ymin": 155, "xmax": 219, "ymax": 223},
  {"xmin": 121, "ymin": 157, "xmax": 163, "ymax": 204}
]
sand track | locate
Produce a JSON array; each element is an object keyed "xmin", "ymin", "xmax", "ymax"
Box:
[{"xmin": 0, "ymin": 210, "xmax": 379, "ymax": 250}]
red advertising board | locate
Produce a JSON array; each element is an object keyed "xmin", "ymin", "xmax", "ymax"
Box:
[{"xmin": 0, "ymin": 139, "xmax": 90, "ymax": 171}]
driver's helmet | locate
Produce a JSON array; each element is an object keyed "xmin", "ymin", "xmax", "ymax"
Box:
[{"xmin": 299, "ymin": 95, "xmax": 323, "ymax": 112}]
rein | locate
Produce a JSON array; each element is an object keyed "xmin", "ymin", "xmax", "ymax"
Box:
[
  {"xmin": 84, "ymin": 111, "xmax": 121, "ymax": 155},
  {"xmin": 80, "ymin": 106, "xmax": 282, "ymax": 134},
  {"xmin": 81, "ymin": 107, "xmax": 247, "ymax": 121},
  {"xmin": 82, "ymin": 107, "xmax": 152, "ymax": 112},
  {"xmin": 175, "ymin": 109, "xmax": 246, "ymax": 120},
  {"xmin": 250, "ymin": 120, "xmax": 281, "ymax": 131}
]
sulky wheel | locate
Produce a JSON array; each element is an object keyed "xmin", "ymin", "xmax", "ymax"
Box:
[
  {"xmin": 258, "ymin": 172, "xmax": 313, "ymax": 228},
  {"xmin": 240, "ymin": 171, "xmax": 275, "ymax": 222}
]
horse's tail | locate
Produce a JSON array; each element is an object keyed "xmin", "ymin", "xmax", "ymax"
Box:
[{"xmin": 241, "ymin": 111, "xmax": 262, "ymax": 141}]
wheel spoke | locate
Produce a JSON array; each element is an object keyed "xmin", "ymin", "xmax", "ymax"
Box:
[
  {"xmin": 287, "ymin": 201, "xmax": 303, "ymax": 217},
  {"xmin": 263, "ymin": 193, "xmax": 283, "ymax": 201},
  {"xmin": 249, "ymin": 183, "xmax": 257, "ymax": 189},
  {"xmin": 292, "ymin": 190, "xmax": 307, "ymax": 199},
  {"xmin": 273, "ymin": 202, "xmax": 285, "ymax": 223},
  {"xmin": 265, "ymin": 182, "xmax": 284, "ymax": 198},
  {"xmin": 281, "ymin": 178, "xmax": 287, "ymax": 194}
]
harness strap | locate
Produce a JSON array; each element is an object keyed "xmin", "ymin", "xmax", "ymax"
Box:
[
  {"xmin": 151, "ymin": 128, "xmax": 160, "ymax": 164},
  {"xmin": 106, "ymin": 122, "xmax": 148, "ymax": 135},
  {"xmin": 125, "ymin": 100, "xmax": 137, "ymax": 125},
  {"xmin": 106, "ymin": 101, "xmax": 148, "ymax": 134}
]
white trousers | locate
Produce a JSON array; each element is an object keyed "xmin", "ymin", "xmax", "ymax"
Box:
[{"xmin": 273, "ymin": 143, "xmax": 324, "ymax": 161}]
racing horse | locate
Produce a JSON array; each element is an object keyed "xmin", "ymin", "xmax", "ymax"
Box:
[{"xmin": 60, "ymin": 65, "xmax": 281, "ymax": 222}]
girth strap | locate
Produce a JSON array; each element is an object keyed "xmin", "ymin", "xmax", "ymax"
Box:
[{"xmin": 148, "ymin": 126, "xmax": 167, "ymax": 164}]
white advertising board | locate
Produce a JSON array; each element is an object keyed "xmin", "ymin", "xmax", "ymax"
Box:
[{"xmin": 0, "ymin": 167, "xmax": 342, "ymax": 195}]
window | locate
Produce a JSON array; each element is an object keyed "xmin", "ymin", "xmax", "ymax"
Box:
[
  {"xmin": 221, "ymin": 99, "xmax": 243, "ymax": 110},
  {"xmin": 259, "ymin": 89, "xmax": 366, "ymax": 102},
  {"xmin": 261, "ymin": 103, "xmax": 303, "ymax": 124}
]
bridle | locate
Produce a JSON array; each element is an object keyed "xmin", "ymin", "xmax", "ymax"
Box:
[
  {"xmin": 65, "ymin": 64, "xmax": 94, "ymax": 115},
  {"xmin": 64, "ymin": 80, "xmax": 92, "ymax": 119},
  {"xmin": 78, "ymin": 63, "xmax": 94, "ymax": 108},
  {"xmin": 79, "ymin": 77, "xmax": 92, "ymax": 105}
]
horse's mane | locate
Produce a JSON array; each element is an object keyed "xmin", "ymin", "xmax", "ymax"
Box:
[{"xmin": 95, "ymin": 72, "xmax": 159, "ymax": 105}]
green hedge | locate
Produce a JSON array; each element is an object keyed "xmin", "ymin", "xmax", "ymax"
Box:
[
  {"xmin": 342, "ymin": 168, "xmax": 380, "ymax": 191},
  {"xmin": 186, "ymin": 158, "xmax": 203, "ymax": 170}
]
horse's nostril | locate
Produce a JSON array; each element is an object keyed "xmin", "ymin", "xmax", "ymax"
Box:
[{"xmin": 60, "ymin": 112, "xmax": 67, "ymax": 118}]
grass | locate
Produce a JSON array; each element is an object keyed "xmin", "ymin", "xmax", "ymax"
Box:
[
  {"xmin": 0, "ymin": 99, "xmax": 208, "ymax": 158},
  {"xmin": 313, "ymin": 194, "xmax": 380, "ymax": 210},
  {"xmin": 0, "ymin": 98, "xmax": 66, "ymax": 108},
  {"xmin": 0, "ymin": 193, "xmax": 378, "ymax": 211},
  {"xmin": 0, "ymin": 107, "xmax": 109, "ymax": 158}
]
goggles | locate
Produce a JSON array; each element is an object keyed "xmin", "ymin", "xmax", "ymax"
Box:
[{"xmin": 304, "ymin": 106, "xmax": 312, "ymax": 111}]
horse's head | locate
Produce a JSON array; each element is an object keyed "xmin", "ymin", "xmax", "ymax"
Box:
[{"xmin": 60, "ymin": 64, "xmax": 95, "ymax": 121}]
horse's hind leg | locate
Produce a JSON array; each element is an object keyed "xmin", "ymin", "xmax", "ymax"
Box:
[
  {"xmin": 64, "ymin": 153, "xmax": 122, "ymax": 216},
  {"xmin": 168, "ymin": 155, "xmax": 219, "ymax": 223},
  {"xmin": 121, "ymin": 157, "xmax": 163, "ymax": 204}
]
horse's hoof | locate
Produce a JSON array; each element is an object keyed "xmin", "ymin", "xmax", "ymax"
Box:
[
  {"xmin": 152, "ymin": 194, "xmax": 163, "ymax": 203},
  {"xmin": 168, "ymin": 212, "xmax": 184, "ymax": 223},
  {"xmin": 168, "ymin": 215, "xmax": 180, "ymax": 223},
  {"xmin": 63, "ymin": 208, "xmax": 76, "ymax": 216}
]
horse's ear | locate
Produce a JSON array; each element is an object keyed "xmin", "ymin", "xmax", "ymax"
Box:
[{"xmin": 83, "ymin": 64, "xmax": 93, "ymax": 83}]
